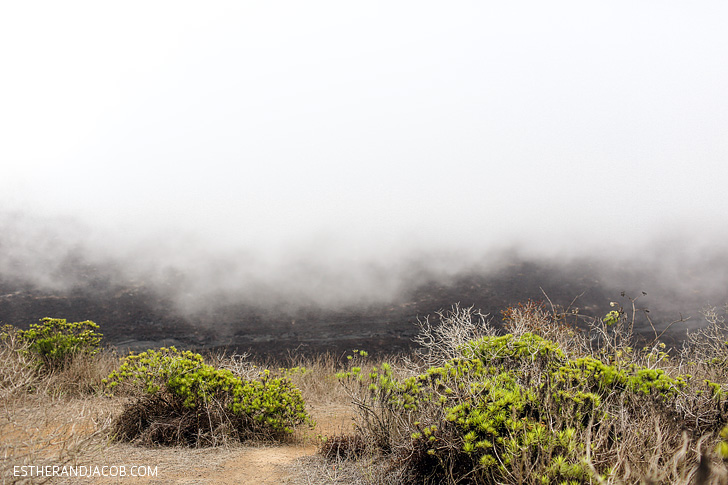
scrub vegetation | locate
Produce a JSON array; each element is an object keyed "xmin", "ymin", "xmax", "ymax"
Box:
[
  {"xmin": 325, "ymin": 301, "xmax": 728, "ymax": 484},
  {"xmin": 104, "ymin": 346, "xmax": 312, "ymax": 446},
  {"xmin": 1, "ymin": 300, "xmax": 728, "ymax": 484}
]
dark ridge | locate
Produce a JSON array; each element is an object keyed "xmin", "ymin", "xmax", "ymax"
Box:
[{"xmin": 0, "ymin": 257, "xmax": 703, "ymax": 359}]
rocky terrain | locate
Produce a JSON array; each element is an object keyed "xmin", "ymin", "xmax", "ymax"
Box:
[{"xmin": 1, "ymin": 256, "xmax": 705, "ymax": 359}]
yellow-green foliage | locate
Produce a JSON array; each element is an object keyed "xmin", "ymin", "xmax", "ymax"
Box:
[
  {"xmin": 341, "ymin": 333, "xmax": 704, "ymax": 484},
  {"xmin": 461, "ymin": 332, "xmax": 566, "ymax": 365},
  {"xmin": 9, "ymin": 318, "xmax": 102, "ymax": 371},
  {"xmin": 719, "ymin": 426, "xmax": 728, "ymax": 460},
  {"xmin": 603, "ymin": 310, "xmax": 620, "ymax": 327},
  {"xmin": 463, "ymin": 333, "xmax": 688, "ymax": 400},
  {"xmin": 105, "ymin": 347, "xmax": 311, "ymax": 438},
  {"xmin": 554, "ymin": 357, "xmax": 688, "ymax": 399}
]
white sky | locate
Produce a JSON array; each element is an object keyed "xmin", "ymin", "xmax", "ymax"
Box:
[{"xmin": 2, "ymin": 1, "xmax": 727, "ymax": 264}]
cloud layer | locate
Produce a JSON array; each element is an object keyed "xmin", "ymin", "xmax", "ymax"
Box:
[{"xmin": 1, "ymin": 2, "xmax": 726, "ymax": 320}]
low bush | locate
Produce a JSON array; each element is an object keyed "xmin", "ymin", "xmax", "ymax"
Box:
[
  {"xmin": 11, "ymin": 317, "xmax": 102, "ymax": 372},
  {"xmin": 1, "ymin": 318, "xmax": 112, "ymax": 398},
  {"xmin": 104, "ymin": 347, "xmax": 312, "ymax": 446},
  {"xmin": 334, "ymin": 303, "xmax": 728, "ymax": 484}
]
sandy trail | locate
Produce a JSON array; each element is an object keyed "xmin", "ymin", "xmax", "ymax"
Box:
[
  {"xmin": 51, "ymin": 403, "xmax": 356, "ymax": 485},
  {"xmin": 170, "ymin": 403, "xmax": 353, "ymax": 484},
  {"xmin": 213, "ymin": 403, "xmax": 353, "ymax": 484},
  {"xmin": 185, "ymin": 445, "xmax": 315, "ymax": 485}
]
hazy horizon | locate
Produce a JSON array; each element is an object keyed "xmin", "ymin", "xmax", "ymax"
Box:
[{"xmin": 2, "ymin": 2, "xmax": 727, "ymax": 316}]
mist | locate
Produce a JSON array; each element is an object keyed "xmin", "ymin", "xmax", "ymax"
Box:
[{"xmin": 1, "ymin": 2, "xmax": 727, "ymax": 351}]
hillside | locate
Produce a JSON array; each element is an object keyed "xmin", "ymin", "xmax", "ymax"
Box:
[{"xmin": 0, "ymin": 256, "xmax": 706, "ymax": 358}]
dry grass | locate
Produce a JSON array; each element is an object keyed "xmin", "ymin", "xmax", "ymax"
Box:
[
  {"xmin": 1, "ymin": 395, "xmax": 116, "ymax": 481},
  {"xmin": 283, "ymin": 352, "xmax": 352, "ymax": 408},
  {"xmin": 2, "ymin": 300, "xmax": 728, "ymax": 484},
  {"xmin": 0, "ymin": 328, "xmax": 119, "ymax": 483},
  {"xmin": 321, "ymin": 301, "xmax": 728, "ymax": 485},
  {"xmin": 287, "ymin": 454, "xmax": 410, "ymax": 485}
]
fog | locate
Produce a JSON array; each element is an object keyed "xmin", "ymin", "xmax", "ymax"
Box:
[{"xmin": 1, "ymin": 2, "xmax": 727, "ymax": 328}]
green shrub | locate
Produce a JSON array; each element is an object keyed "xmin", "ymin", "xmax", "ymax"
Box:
[
  {"xmin": 338, "ymin": 331, "xmax": 716, "ymax": 484},
  {"xmin": 104, "ymin": 347, "xmax": 312, "ymax": 446},
  {"xmin": 461, "ymin": 332, "xmax": 566, "ymax": 367},
  {"xmin": 339, "ymin": 352, "xmax": 586, "ymax": 482},
  {"xmin": 14, "ymin": 318, "xmax": 102, "ymax": 371}
]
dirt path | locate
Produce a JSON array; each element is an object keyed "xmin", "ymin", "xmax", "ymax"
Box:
[
  {"xmin": 190, "ymin": 445, "xmax": 314, "ymax": 484},
  {"xmin": 55, "ymin": 403, "xmax": 355, "ymax": 484},
  {"xmin": 4, "ymin": 392, "xmax": 355, "ymax": 484},
  {"xmin": 169, "ymin": 403, "xmax": 353, "ymax": 484}
]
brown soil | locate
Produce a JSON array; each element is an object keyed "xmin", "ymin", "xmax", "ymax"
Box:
[
  {"xmin": 25, "ymin": 403, "xmax": 356, "ymax": 485},
  {"xmin": 184, "ymin": 404, "xmax": 353, "ymax": 485}
]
